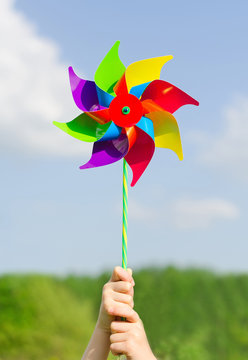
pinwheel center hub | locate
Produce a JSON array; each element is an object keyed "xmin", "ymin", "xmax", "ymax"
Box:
[
  {"xmin": 122, "ymin": 106, "xmax": 130, "ymax": 115},
  {"xmin": 109, "ymin": 94, "xmax": 143, "ymax": 127}
]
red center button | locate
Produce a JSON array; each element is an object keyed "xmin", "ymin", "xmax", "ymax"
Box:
[{"xmin": 109, "ymin": 94, "xmax": 143, "ymax": 127}]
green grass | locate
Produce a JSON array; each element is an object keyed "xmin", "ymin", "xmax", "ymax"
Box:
[{"xmin": 1, "ymin": 268, "xmax": 248, "ymax": 360}]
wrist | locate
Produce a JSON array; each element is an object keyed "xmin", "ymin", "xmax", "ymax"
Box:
[
  {"xmin": 96, "ymin": 317, "xmax": 111, "ymax": 334},
  {"xmin": 145, "ymin": 349, "xmax": 157, "ymax": 360},
  {"xmin": 138, "ymin": 344, "xmax": 157, "ymax": 360},
  {"xmin": 133, "ymin": 353, "xmax": 157, "ymax": 360},
  {"xmin": 149, "ymin": 354, "xmax": 157, "ymax": 360}
]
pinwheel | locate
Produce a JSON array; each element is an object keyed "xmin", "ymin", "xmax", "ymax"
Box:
[
  {"xmin": 54, "ymin": 41, "xmax": 198, "ymax": 187},
  {"xmin": 53, "ymin": 41, "xmax": 199, "ymax": 271}
]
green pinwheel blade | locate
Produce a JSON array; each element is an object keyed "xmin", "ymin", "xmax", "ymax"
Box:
[
  {"xmin": 53, "ymin": 113, "xmax": 111, "ymax": 142},
  {"xmin": 94, "ymin": 41, "xmax": 126, "ymax": 96}
]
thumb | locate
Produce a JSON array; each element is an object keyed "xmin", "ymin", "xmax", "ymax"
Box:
[
  {"xmin": 127, "ymin": 268, "xmax": 132, "ymax": 277},
  {"xmin": 127, "ymin": 268, "xmax": 135, "ymax": 286}
]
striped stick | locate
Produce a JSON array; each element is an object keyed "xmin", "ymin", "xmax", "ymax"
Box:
[
  {"xmin": 122, "ymin": 158, "xmax": 128, "ymax": 270},
  {"xmin": 117, "ymin": 159, "xmax": 128, "ymax": 360}
]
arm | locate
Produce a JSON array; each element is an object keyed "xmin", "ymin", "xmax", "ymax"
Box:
[
  {"xmin": 82, "ymin": 266, "xmax": 135, "ymax": 360},
  {"xmin": 81, "ymin": 323, "xmax": 110, "ymax": 360}
]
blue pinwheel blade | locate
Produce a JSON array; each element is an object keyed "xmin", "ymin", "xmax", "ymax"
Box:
[
  {"xmin": 97, "ymin": 121, "xmax": 122, "ymax": 142},
  {"xmin": 96, "ymin": 86, "xmax": 114, "ymax": 108},
  {"xmin": 136, "ymin": 116, "xmax": 154, "ymax": 140},
  {"xmin": 129, "ymin": 82, "xmax": 151, "ymax": 99}
]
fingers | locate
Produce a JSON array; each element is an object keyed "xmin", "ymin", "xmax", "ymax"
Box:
[
  {"xmin": 112, "ymin": 281, "xmax": 133, "ymax": 294},
  {"xmin": 110, "ymin": 319, "xmax": 147, "ymax": 358},
  {"xmin": 112, "ymin": 277, "xmax": 134, "ymax": 298},
  {"xmin": 110, "ymin": 266, "xmax": 134, "ymax": 286},
  {"xmin": 109, "ymin": 303, "xmax": 139, "ymax": 323},
  {"xmin": 112, "ymin": 291, "xmax": 134, "ymax": 308},
  {"xmin": 111, "ymin": 321, "xmax": 133, "ymax": 333},
  {"xmin": 110, "ymin": 342, "xmax": 127, "ymax": 356},
  {"xmin": 102, "ymin": 285, "xmax": 137, "ymax": 319},
  {"xmin": 110, "ymin": 332, "xmax": 128, "ymax": 343}
]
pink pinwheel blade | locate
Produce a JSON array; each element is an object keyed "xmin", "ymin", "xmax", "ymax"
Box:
[
  {"xmin": 141, "ymin": 80, "xmax": 199, "ymax": 114},
  {"xmin": 69, "ymin": 66, "xmax": 105, "ymax": 112},
  {"xmin": 124, "ymin": 127, "xmax": 155, "ymax": 187},
  {"xmin": 80, "ymin": 133, "xmax": 129, "ymax": 169}
]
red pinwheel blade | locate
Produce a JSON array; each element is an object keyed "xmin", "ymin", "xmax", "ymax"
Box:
[
  {"xmin": 141, "ymin": 80, "xmax": 199, "ymax": 114},
  {"xmin": 124, "ymin": 127, "xmax": 155, "ymax": 187},
  {"xmin": 80, "ymin": 132, "xmax": 129, "ymax": 169},
  {"xmin": 113, "ymin": 74, "xmax": 128, "ymax": 96}
]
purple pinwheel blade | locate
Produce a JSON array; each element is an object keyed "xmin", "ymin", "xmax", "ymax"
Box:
[
  {"xmin": 80, "ymin": 132, "xmax": 129, "ymax": 169},
  {"xmin": 69, "ymin": 66, "xmax": 105, "ymax": 112}
]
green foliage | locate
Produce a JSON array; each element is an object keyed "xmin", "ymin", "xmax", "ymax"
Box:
[
  {"xmin": 0, "ymin": 275, "xmax": 95, "ymax": 360},
  {"xmin": 1, "ymin": 268, "xmax": 248, "ymax": 359}
]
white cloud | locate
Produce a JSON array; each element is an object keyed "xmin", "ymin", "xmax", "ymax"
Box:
[
  {"xmin": 0, "ymin": 0, "xmax": 90, "ymax": 156},
  {"xmin": 129, "ymin": 199, "xmax": 158, "ymax": 222},
  {"xmin": 122, "ymin": 195, "xmax": 239, "ymax": 230},
  {"xmin": 193, "ymin": 95, "xmax": 248, "ymax": 179},
  {"xmin": 171, "ymin": 197, "xmax": 239, "ymax": 229}
]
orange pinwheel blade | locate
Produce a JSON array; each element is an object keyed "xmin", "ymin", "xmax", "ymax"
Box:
[
  {"xmin": 86, "ymin": 108, "xmax": 111, "ymax": 124},
  {"xmin": 142, "ymin": 99, "xmax": 164, "ymax": 114}
]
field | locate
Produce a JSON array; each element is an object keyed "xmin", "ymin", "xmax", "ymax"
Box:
[{"xmin": 1, "ymin": 267, "xmax": 248, "ymax": 360}]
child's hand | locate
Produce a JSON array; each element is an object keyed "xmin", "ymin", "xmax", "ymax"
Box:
[
  {"xmin": 110, "ymin": 315, "xmax": 156, "ymax": 360},
  {"xmin": 97, "ymin": 266, "xmax": 135, "ymax": 333}
]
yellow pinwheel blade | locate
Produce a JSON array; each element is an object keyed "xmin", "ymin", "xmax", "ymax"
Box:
[
  {"xmin": 145, "ymin": 111, "xmax": 183, "ymax": 160},
  {"xmin": 125, "ymin": 55, "xmax": 173, "ymax": 92}
]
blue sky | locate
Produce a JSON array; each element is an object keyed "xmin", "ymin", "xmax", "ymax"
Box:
[{"xmin": 0, "ymin": 0, "xmax": 248, "ymax": 274}]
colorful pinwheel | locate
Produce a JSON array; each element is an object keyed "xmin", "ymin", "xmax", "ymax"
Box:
[{"xmin": 53, "ymin": 41, "xmax": 199, "ymax": 186}]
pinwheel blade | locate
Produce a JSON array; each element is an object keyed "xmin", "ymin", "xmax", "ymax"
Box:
[
  {"xmin": 145, "ymin": 111, "xmax": 183, "ymax": 160},
  {"xmin": 69, "ymin": 67, "xmax": 105, "ymax": 112},
  {"xmin": 141, "ymin": 80, "xmax": 199, "ymax": 113},
  {"xmin": 136, "ymin": 116, "xmax": 154, "ymax": 140},
  {"xmin": 53, "ymin": 113, "xmax": 111, "ymax": 142},
  {"xmin": 142, "ymin": 99, "xmax": 164, "ymax": 114},
  {"xmin": 96, "ymin": 86, "xmax": 114, "ymax": 108},
  {"xmin": 113, "ymin": 74, "xmax": 128, "ymax": 96},
  {"xmin": 95, "ymin": 41, "xmax": 126, "ymax": 96},
  {"xmin": 80, "ymin": 132, "xmax": 129, "ymax": 169},
  {"xmin": 124, "ymin": 127, "xmax": 155, "ymax": 187},
  {"xmin": 129, "ymin": 82, "xmax": 151, "ymax": 99},
  {"xmin": 97, "ymin": 122, "xmax": 122, "ymax": 142},
  {"xmin": 124, "ymin": 126, "xmax": 137, "ymax": 150},
  {"xmin": 125, "ymin": 55, "xmax": 173, "ymax": 92},
  {"xmin": 86, "ymin": 108, "xmax": 111, "ymax": 124}
]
